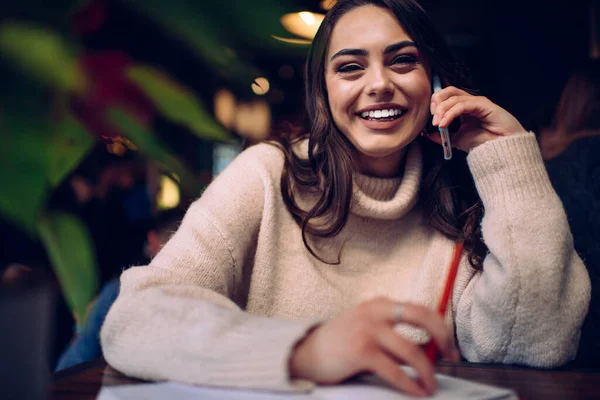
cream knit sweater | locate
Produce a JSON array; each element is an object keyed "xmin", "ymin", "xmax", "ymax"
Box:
[{"xmin": 101, "ymin": 133, "xmax": 590, "ymax": 392}]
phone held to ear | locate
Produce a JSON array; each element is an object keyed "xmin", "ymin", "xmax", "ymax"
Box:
[{"xmin": 432, "ymin": 75, "xmax": 453, "ymax": 160}]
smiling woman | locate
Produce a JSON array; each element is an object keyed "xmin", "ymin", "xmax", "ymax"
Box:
[
  {"xmin": 325, "ymin": 8, "xmax": 432, "ymax": 174},
  {"xmin": 100, "ymin": 0, "xmax": 591, "ymax": 397}
]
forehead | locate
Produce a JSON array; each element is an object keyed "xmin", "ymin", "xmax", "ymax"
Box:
[{"xmin": 327, "ymin": 5, "xmax": 412, "ymax": 58}]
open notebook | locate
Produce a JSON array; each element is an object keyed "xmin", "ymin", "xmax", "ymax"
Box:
[{"xmin": 97, "ymin": 367, "xmax": 518, "ymax": 400}]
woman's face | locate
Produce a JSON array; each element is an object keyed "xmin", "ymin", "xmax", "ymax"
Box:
[{"xmin": 325, "ymin": 5, "xmax": 432, "ymax": 177}]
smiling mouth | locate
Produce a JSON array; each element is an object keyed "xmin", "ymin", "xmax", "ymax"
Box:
[{"xmin": 358, "ymin": 108, "xmax": 405, "ymax": 121}]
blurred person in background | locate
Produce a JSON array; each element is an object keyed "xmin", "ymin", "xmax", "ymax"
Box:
[
  {"xmin": 54, "ymin": 207, "xmax": 184, "ymax": 371},
  {"xmin": 539, "ymin": 58, "xmax": 600, "ymax": 367},
  {"xmin": 100, "ymin": 0, "xmax": 590, "ymax": 396}
]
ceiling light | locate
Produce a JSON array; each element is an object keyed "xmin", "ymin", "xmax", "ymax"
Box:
[
  {"xmin": 214, "ymin": 89, "xmax": 236, "ymax": 129},
  {"xmin": 320, "ymin": 0, "xmax": 336, "ymax": 10},
  {"xmin": 271, "ymin": 35, "xmax": 312, "ymax": 45},
  {"xmin": 280, "ymin": 12, "xmax": 325, "ymax": 40},
  {"xmin": 251, "ymin": 77, "xmax": 270, "ymax": 95}
]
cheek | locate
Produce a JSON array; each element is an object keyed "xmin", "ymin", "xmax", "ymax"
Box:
[{"xmin": 326, "ymin": 79, "xmax": 358, "ymax": 118}]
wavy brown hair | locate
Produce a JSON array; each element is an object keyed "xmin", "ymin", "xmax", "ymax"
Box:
[{"xmin": 276, "ymin": 0, "xmax": 487, "ymax": 269}]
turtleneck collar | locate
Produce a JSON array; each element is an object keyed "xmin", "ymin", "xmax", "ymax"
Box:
[{"xmin": 351, "ymin": 141, "xmax": 422, "ymax": 220}]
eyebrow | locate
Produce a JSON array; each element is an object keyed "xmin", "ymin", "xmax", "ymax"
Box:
[{"xmin": 329, "ymin": 40, "xmax": 417, "ymax": 62}]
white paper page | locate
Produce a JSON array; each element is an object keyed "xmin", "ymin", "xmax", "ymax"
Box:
[
  {"xmin": 97, "ymin": 382, "xmax": 317, "ymax": 400},
  {"xmin": 314, "ymin": 368, "xmax": 517, "ymax": 400},
  {"xmin": 97, "ymin": 368, "xmax": 517, "ymax": 400}
]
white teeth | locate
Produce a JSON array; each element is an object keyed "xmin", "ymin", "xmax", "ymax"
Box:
[{"xmin": 360, "ymin": 108, "xmax": 404, "ymax": 119}]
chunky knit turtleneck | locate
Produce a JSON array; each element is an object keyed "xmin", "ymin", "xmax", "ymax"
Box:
[
  {"xmin": 101, "ymin": 133, "xmax": 590, "ymax": 393},
  {"xmin": 352, "ymin": 142, "xmax": 421, "ymax": 220}
]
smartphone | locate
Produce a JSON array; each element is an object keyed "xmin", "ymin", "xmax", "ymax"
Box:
[{"xmin": 432, "ymin": 74, "xmax": 452, "ymax": 160}]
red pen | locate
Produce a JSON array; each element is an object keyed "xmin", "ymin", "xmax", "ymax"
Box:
[{"xmin": 421, "ymin": 241, "xmax": 464, "ymax": 363}]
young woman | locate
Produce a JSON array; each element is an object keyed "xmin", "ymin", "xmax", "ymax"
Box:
[{"xmin": 101, "ymin": 0, "xmax": 590, "ymax": 396}]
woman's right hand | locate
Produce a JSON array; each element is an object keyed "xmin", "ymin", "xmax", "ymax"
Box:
[{"xmin": 289, "ymin": 297, "xmax": 459, "ymax": 397}]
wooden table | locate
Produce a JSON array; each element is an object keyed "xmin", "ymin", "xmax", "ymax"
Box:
[{"xmin": 51, "ymin": 358, "xmax": 600, "ymax": 399}]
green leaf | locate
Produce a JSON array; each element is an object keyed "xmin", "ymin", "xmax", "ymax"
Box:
[
  {"xmin": 127, "ymin": 65, "xmax": 235, "ymax": 143},
  {"xmin": 108, "ymin": 108, "xmax": 203, "ymax": 198},
  {"xmin": 48, "ymin": 114, "xmax": 95, "ymax": 188},
  {"xmin": 38, "ymin": 211, "xmax": 98, "ymax": 324},
  {"xmin": 0, "ymin": 21, "xmax": 85, "ymax": 93},
  {"xmin": 0, "ymin": 132, "xmax": 49, "ymax": 233},
  {"xmin": 0, "ymin": 81, "xmax": 52, "ymax": 233},
  {"xmin": 121, "ymin": 0, "xmax": 258, "ymax": 86}
]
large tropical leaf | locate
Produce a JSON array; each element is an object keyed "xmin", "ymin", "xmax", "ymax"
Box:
[
  {"xmin": 0, "ymin": 71, "xmax": 52, "ymax": 233},
  {"xmin": 120, "ymin": 0, "xmax": 257, "ymax": 86},
  {"xmin": 127, "ymin": 65, "xmax": 234, "ymax": 143},
  {"xmin": 0, "ymin": 122, "xmax": 50, "ymax": 233},
  {"xmin": 108, "ymin": 108, "xmax": 203, "ymax": 198},
  {"xmin": 0, "ymin": 21, "xmax": 85, "ymax": 93},
  {"xmin": 121, "ymin": 0, "xmax": 307, "ymax": 77},
  {"xmin": 48, "ymin": 113, "xmax": 96, "ymax": 188},
  {"xmin": 38, "ymin": 211, "xmax": 98, "ymax": 324}
]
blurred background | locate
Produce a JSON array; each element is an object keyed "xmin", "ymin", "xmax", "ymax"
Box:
[{"xmin": 0, "ymin": 0, "xmax": 598, "ymax": 378}]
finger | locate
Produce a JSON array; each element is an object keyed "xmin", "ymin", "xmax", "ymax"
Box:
[
  {"xmin": 376, "ymin": 329, "xmax": 437, "ymax": 394},
  {"xmin": 368, "ymin": 353, "xmax": 428, "ymax": 397},
  {"xmin": 430, "ymin": 86, "xmax": 471, "ymax": 113},
  {"xmin": 438, "ymin": 98, "xmax": 492, "ymax": 129},
  {"xmin": 389, "ymin": 303, "xmax": 456, "ymax": 359},
  {"xmin": 432, "ymin": 95, "xmax": 470, "ymax": 126}
]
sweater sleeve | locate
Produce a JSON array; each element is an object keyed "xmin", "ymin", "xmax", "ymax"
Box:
[
  {"xmin": 454, "ymin": 132, "xmax": 591, "ymax": 367},
  {"xmin": 100, "ymin": 144, "xmax": 317, "ymax": 392}
]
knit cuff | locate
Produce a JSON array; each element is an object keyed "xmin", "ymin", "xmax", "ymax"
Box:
[
  {"xmin": 467, "ymin": 132, "xmax": 556, "ymax": 208},
  {"xmin": 200, "ymin": 316, "xmax": 320, "ymax": 392}
]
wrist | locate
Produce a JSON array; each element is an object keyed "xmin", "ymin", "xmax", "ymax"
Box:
[{"xmin": 289, "ymin": 325, "xmax": 319, "ymax": 379}]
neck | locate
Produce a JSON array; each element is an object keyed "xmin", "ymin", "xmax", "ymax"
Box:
[{"xmin": 357, "ymin": 147, "xmax": 408, "ymax": 177}]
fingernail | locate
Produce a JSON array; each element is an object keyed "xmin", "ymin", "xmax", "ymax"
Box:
[
  {"xmin": 439, "ymin": 117, "xmax": 447, "ymax": 127},
  {"xmin": 430, "ymin": 101, "xmax": 436, "ymax": 114},
  {"xmin": 432, "ymin": 114, "xmax": 438, "ymax": 125}
]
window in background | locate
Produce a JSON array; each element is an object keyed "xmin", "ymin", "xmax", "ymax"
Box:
[{"xmin": 212, "ymin": 143, "xmax": 242, "ymax": 176}]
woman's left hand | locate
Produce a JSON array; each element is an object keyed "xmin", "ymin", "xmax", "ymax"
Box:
[{"xmin": 428, "ymin": 86, "xmax": 525, "ymax": 152}]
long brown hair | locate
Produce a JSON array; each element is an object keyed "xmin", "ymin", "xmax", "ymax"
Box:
[
  {"xmin": 539, "ymin": 59, "xmax": 600, "ymax": 160},
  {"xmin": 276, "ymin": 0, "xmax": 487, "ymax": 269}
]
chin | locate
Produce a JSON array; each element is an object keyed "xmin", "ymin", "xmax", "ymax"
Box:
[{"xmin": 350, "ymin": 134, "xmax": 413, "ymax": 158}]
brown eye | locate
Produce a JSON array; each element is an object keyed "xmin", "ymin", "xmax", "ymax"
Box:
[
  {"xmin": 392, "ymin": 55, "xmax": 418, "ymax": 65},
  {"xmin": 337, "ymin": 64, "xmax": 362, "ymax": 73}
]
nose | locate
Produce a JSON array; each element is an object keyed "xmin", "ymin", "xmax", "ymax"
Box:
[{"xmin": 365, "ymin": 66, "xmax": 394, "ymax": 98}]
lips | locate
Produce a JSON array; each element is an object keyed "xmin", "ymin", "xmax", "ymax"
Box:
[{"xmin": 356, "ymin": 105, "xmax": 407, "ymax": 131}]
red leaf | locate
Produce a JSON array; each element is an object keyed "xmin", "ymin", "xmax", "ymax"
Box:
[
  {"xmin": 79, "ymin": 50, "xmax": 132, "ymax": 80},
  {"xmin": 72, "ymin": 51, "xmax": 155, "ymax": 139}
]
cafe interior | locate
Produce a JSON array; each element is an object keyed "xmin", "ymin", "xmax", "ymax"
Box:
[{"xmin": 1, "ymin": 0, "xmax": 599, "ymax": 398}]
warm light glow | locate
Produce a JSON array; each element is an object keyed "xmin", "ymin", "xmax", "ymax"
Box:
[
  {"xmin": 280, "ymin": 12, "xmax": 325, "ymax": 40},
  {"xmin": 299, "ymin": 11, "xmax": 316, "ymax": 25},
  {"xmin": 320, "ymin": 0, "xmax": 336, "ymax": 10},
  {"xmin": 214, "ymin": 89, "xmax": 236, "ymax": 128},
  {"xmin": 106, "ymin": 142, "xmax": 127, "ymax": 156},
  {"xmin": 251, "ymin": 77, "xmax": 270, "ymax": 95},
  {"xmin": 271, "ymin": 35, "xmax": 312, "ymax": 45},
  {"xmin": 157, "ymin": 175, "xmax": 180, "ymax": 210},
  {"xmin": 235, "ymin": 100, "xmax": 271, "ymax": 141}
]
